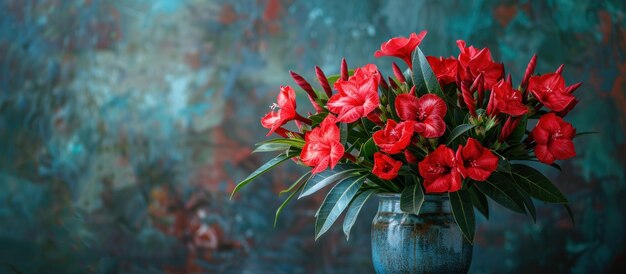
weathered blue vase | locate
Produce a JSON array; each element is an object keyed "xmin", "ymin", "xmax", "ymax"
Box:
[{"xmin": 371, "ymin": 194, "xmax": 473, "ymax": 274}]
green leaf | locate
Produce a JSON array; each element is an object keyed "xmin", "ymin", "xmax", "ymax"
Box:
[
  {"xmin": 231, "ymin": 150, "xmax": 299, "ymax": 199},
  {"xmin": 400, "ymin": 182, "xmax": 424, "ymax": 215},
  {"xmin": 345, "ymin": 138, "xmax": 364, "ymax": 155},
  {"xmin": 496, "ymin": 158, "xmax": 512, "ymax": 174},
  {"xmin": 446, "ymin": 124, "xmax": 475, "ymax": 145},
  {"xmin": 279, "ymin": 172, "xmax": 311, "ymax": 196},
  {"xmin": 253, "ymin": 143, "xmax": 291, "ymax": 153},
  {"xmin": 315, "ymin": 174, "xmax": 368, "ymax": 240},
  {"xmin": 476, "ymin": 172, "xmax": 526, "ymax": 213},
  {"xmin": 563, "ymin": 204, "xmax": 575, "ymax": 226},
  {"xmin": 343, "ymin": 189, "xmax": 376, "ymax": 240},
  {"xmin": 508, "ymin": 115, "xmax": 528, "ymax": 143},
  {"xmin": 367, "ymin": 174, "xmax": 401, "ymax": 193},
  {"xmin": 549, "ymin": 163, "xmax": 562, "ymax": 172},
  {"xmin": 575, "ymin": 131, "xmax": 598, "ymax": 137},
  {"xmin": 468, "ymin": 186, "xmax": 489, "ymax": 219},
  {"xmin": 360, "ymin": 138, "xmax": 378, "ymax": 160},
  {"xmin": 340, "ymin": 122, "xmax": 348, "ymax": 145},
  {"xmin": 411, "ymin": 47, "xmax": 452, "ymax": 105},
  {"xmin": 411, "ymin": 48, "xmax": 439, "ymax": 95},
  {"xmin": 511, "ymin": 164, "xmax": 568, "ymax": 203},
  {"xmin": 326, "ymin": 70, "xmax": 354, "ymax": 87},
  {"xmin": 327, "ymin": 74, "xmax": 340, "ymax": 86},
  {"xmin": 512, "ymin": 182, "xmax": 537, "ymax": 222},
  {"xmin": 384, "ymin": 85, "xmax": 400, "ymax": 120},
  {"xmin": 256, "ymin": 138, "xmax": 305, "ymax": 149},
  {"xmin": 449, "ymin": 190, "xmax": 475, "ymax": 243},
  {"xmin": 274, "ymin": 182, "xmax": 305, "ymax": 227},
  {"xmin": 309, "ymin": 112, "xmax": 329, "ymax": 125},
  {"xmin": 299, "ymin": 164, "xmax": 362, "ymax": 198}
]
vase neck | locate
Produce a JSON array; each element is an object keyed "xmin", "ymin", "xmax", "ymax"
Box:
[{"xmin": 377, "ymin": 193, "xmax": 451, "ymax": 214}]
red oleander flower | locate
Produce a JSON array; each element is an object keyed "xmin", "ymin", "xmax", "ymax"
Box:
[
  {"xmin": 455, "ymin": 138, "xmax": 499, "ymax": 181},
  {"xmin": 327, "ymin": 65, "xmax": 380, "ymax": 123},
  {"xmin": 350, "ymin": 63, "xmax": 382, "ymax": 84},
  {"xmin": 373, "ymin": 120, "xmax": 414, "ymax": 154},
  {"xmin": 395, "ymin": 93, "xmax": 447, "ymax": 138},
  {"xmin": 372, "ymin": 152, "xmax": 403, "ymax": 180},
  {"xmin": 374, "ymin": 31, "xmax": 427, "ymax": 68},
  {"xmin": 261, "ymin": 86, "xmax": 297, "ymax": 136},
  {"xmin": 427, "ymin": 56, "xmax": 459, "ymax": 85},
  {"xmin": 418, "ymin": 145, "xmax": 462, "ymax": 193},
  {"xmin": 487, "ymin": 80, "xmax": 528, "ymax": 117},
  {"xmin": 457, "ymin": 40, "xmax": 481, "ymax": 65},
  {"xmin": 528, "ymin": 73, "xmax": 576, "ymax": 112},
  {"xmin": 456, "ymin": 40, "xmax": 504, "ymax": 89},
  {"xmin": 532, "ymin": 113, "xmax": 576, "ymax": 164},
  {"xmin": 300, "ymin": 115, "xmax": 345, "ymax": 174}
]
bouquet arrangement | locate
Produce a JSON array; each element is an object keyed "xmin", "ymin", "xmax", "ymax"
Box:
[{"xmin": 231, "ymin": 31, "xmax": 585, "ymax": 243}]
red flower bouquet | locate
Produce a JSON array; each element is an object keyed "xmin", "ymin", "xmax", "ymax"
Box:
[{"xmin": 232, "ymin": 31, "xmax": 587, "ymax": 243}]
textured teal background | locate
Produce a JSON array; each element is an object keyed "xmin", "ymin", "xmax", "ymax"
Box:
[{"xmin": 1, "ymin": 0, "xmax": 625, "ymax": 273}]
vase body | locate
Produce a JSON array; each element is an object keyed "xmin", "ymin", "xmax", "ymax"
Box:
[{"xmin": 371, "ymin": 193, "xmax": 472, "ymax": 274}]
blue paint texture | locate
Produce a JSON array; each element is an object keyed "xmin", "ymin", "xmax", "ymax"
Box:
[{"xmin": 0, "ymin": 0, "xmax": 625, "ymax": 273}]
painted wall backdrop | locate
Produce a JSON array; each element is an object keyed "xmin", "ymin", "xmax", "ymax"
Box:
[{"xmin": 0, "ymin": 0, "xmax": 625, "ymax": 273}]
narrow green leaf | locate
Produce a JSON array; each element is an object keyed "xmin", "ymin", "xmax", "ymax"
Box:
[
  {"xmin": 340, "ymin": 122, "xmax": 348, "ymax": 145},
  {"xmin": 326, "ymin": 70, "xmax": 354, "ymax": 87},
  {"xmin": 274, "ymin": 183, "xmax": 305, "ymax": 227},
  {"xmin": 411, "ymin": 47, "xmax": 449, "ymax": 102},
  {"xmin": 299, "ymin": 164, "xmax": 362, "ymax": 198},
  {"xmin": 508, "ymin": 115, "xmax": 528, "ymax": 143},
  {"xmin": 253, "ymin": 143, "xmax": 291, "ymax": 153},
  {"xmin": 476, "ymin": 172, "xmax": 526, "ymax": 213},
  {"xmin": 327, "ymin": 74, "xmax": 340, "ymax": 86},
  {"xmin": 549, "ymin": 163, "xmax": 562, "ymax": 172},
  {"xmin": 309, "ymin": 112, "xmax": 329, "ymax": 125},
  {"xmin": 231, "ymin": 150, "xmax": 299, "ymax": 199},
  {"xmin": 345, "ymin": 138, "xmax": 364, "ymax": 155},
  {"xmin": 511, "ymin": 182, "xmax": 537, "ymax": 222},
  {"xmin": 468, "ymin": 186, "xmax": 489, "ymax": 219},
  {"xmin": 256, "ymin": 138, "xmax": 305, "ymax": 149},
  {"xmin": 563, "ymin": 204, "xmax": 575, "ymax": 226},
  {"xmin": 367, "ymin": 174, "xmax": 401, "ymax": 193},
  {"xmin": 315, "ymin": 174, "xmax": 368, "ymax": 240},
  {"xmin": 360, "ymin": 138, "xmax": 378, "ymax": 161},
  {"xmin": 449, "ymin": 190, "xmax": 475, "ymax": 243},
  {"xmin": 575, "ymin": 131, "xmax": 598, "ymax": 137},
  {"xmin": 496, "ymin": 158, "xmax": 512, "ymax": 174},
  {"xmin": 400, "ymin": 182, "xmax": 425, "ymax": 215},
  {"xmin": 446, "ymin": 124, "xmax": 475, "ymax": 145},
  {"xmin": 343, "ymin": 189, "xmax": 376, "ymax": 240},
  {"xmin": 511, "ymin": 164, "xmax": 568, "ymax": 203},
  {"xmin": 279, "ymin": 172, "xmax": 311, "ymax": 196},
  {"xmin": 384, "ymin": 85, "xmax": 400, "ymax": 120}
]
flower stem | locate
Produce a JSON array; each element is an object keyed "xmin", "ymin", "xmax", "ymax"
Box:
[
  {"xmin": 295, "ymin": 114, "xmax": 312, "ymax": 125},
  {"xmin": 343, "ymin": 152, "xmax": 357, "ymax": 162}
]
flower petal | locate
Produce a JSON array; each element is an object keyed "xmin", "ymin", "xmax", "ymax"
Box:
[
  {"xmin": 417, "ymin": 116, "xmax": 446, "ymax": 138},
  {"xmin": 535, "ymin": 144, "xmax": 555, "ymax": 164},
  {"xmin": 395, "ymin": 94, "xmax": 420, "ymax": 121},
  {"xmin": 549, "ymin": 139, "xmax": 576, "ymax": 160},
  {"xmin": 418, "ymin": 94, "xmax": 447, "ymax": 118}
]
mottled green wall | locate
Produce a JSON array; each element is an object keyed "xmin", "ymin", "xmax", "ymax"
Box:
[{"xmin": 0, "ymin": 0, "xmax": 624, "ymax": 273}]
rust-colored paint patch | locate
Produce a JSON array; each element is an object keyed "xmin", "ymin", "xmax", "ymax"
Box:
[
  {"xmin": 219, "ymin": 3, "xmax": 239, "ymax": 25},
  {"xmin": 598, "ymin": 10, "xmax": 612, "ymax": 45},
  {"xmin": 493, "ymin": 4, "xmax": 518, "ymax": 28}
]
